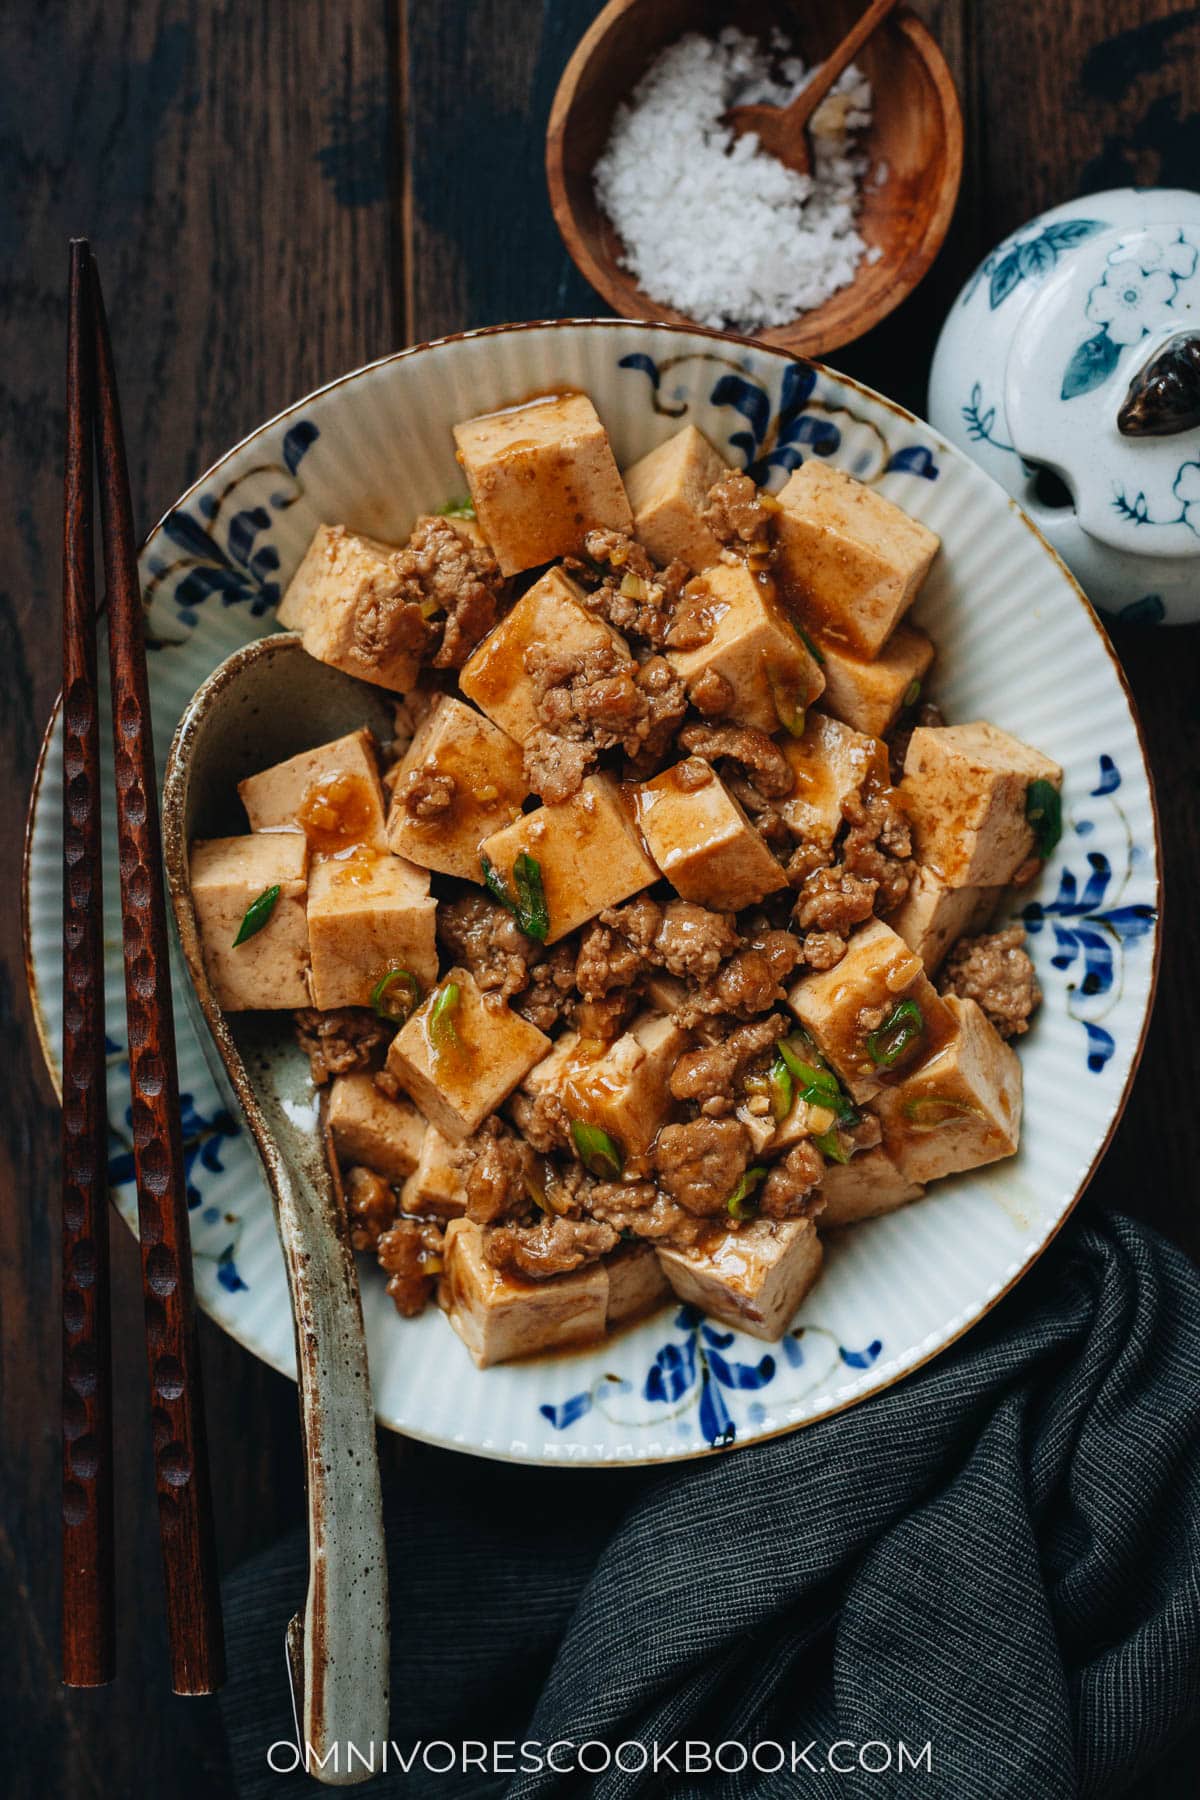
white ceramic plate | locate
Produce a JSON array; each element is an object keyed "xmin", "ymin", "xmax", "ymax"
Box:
[{"xmin": 24, "ymin": 321, "xmax": 1160, "ymax": 1464}]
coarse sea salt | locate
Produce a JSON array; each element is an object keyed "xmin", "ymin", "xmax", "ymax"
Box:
[{"xmin": 593, "ymin": 27, "xmax": 874, "ymax": 333}]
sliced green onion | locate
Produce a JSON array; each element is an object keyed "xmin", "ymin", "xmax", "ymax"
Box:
[
  {"xmin": 797, "ymin": 624, "xmax": 826, "ymax": 666},
  {"xmin": 370, "ymin": 967, "xmax": 423, "ymax": 1023},
  {"xmin": 512, "ymin": 851, "xmax": 549, "ymax": 942},
  {"xmin": 814, "ymin": 1128, "xmax": 851, "ymax": 1165},
  {"xmin": 777, "ymin": 1039, "xmax": 858, "ymax": 1123},
  {"xmin": 619, "ymin": 571, "xmax": 649, "ymax": 601},
  {"xmin": 437, "ymin": 496, "xmax": 475, "ymax": 519},
  {"xmin": 232, "ymin": 884, "xmax": 281, "ymax": 946},
  {"xmin": 480, "ymin": 850, "xmax": 550, "ymax": 942},
  {"xmin": 903, "ymin": 677, "xmax": 922, "ymax": 707},
  {"xmin": 480, "ymin": 851, "xmax": 512, "ymax": 909},
  {"xmin": 903, "ymin": 1095, "xmax": 981, "ymax": 1130},
  {"xmin": 866, "ymin": 999, "xmax": 925, "ymax": 1069},
  {"xmin": 770, "ymin": 676, "xmax": 806, "ymax": 739},
  {"xmin": 726, "ymin": 1165, "xmax": 768, "ymax": 1219},
  {"xmin": 570, "ymin": 1120, "xmax": 623, "ymax": 1179},
  {"xmin": 767, "ymin": 1055, "xmax": 794, "ymax": 1123},
  {"xmin": 429, "ymin": 981, "xmax": 461, "ymax": 1052},
  {"xmin": 1025, "ymin": 779, "xmax": 1062, "ymax": 860}
]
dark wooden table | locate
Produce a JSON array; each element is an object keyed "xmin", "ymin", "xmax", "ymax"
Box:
[{"xmin": 1, "ymin": 3, "xmax": 1196, "ymax": 1793}]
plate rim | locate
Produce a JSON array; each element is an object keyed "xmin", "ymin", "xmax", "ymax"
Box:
[{"xmin": 22, "ymin": 315, "xmax": 1164, "ymax": 1464}]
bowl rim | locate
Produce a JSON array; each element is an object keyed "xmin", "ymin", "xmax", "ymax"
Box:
[
  {"xmin": 23, "ymin": 316, "xmax": 1163, "ymax": 1461},
  {"xmin": 544, "ymin": 3, "xmax": 965, "ymax": 356}
]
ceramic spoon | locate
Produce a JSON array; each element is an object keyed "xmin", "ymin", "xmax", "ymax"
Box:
[
  {"xmin": 724, "ymin": 0, "xmax": 900, "ymax": 174},
  {"xmin": 162, "ymin": 634, "xmax": 391, "ymax": 1786}
]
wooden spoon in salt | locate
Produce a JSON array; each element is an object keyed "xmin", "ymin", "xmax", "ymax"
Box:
[{"xmin": 724, "ymin": 0, "xmax": 900, "ymax": 176}]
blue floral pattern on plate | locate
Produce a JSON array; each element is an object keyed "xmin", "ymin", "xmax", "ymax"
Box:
[
  {"xmin": 619, "ymin": 353, "xmax": 940, "ymax": 487},
  {"xmin": 540, "ymin": 1307, "xmax": 885, "ymax": 1450},
  {"xmin": 142, "ymin": 420, "xmax": 319, "ymax": 633},
  {"xmin": 1019, "ymin": 755, "xmax": 1156, "ymax": 1072}
]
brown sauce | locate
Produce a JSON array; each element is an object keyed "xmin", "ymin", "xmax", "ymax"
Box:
[{"xmin": 298, "ymin": 769, "xmax": 379, "ymax": 852}]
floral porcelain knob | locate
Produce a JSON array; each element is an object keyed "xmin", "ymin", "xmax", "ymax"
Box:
[{"xmin": 929, "ymin": 187, "xmax": 1200, "ymax": 625}]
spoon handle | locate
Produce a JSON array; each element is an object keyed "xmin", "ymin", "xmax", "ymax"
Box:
[
  {"xmin": 257, "ymin": 1081, "xmax": 391, "ymax": 1784},
  {"xmin": 794, "ymin": 0, "xmax": 900, "ymax": 120}
]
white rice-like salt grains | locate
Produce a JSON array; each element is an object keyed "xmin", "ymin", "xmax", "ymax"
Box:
[{"xmin": 592, "ymin": 28, "xmax": 874, "ymax": 333}]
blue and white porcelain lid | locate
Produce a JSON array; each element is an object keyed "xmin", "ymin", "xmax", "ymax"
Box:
[
  {"xmin": 928, "ymin": 187, "xmax": 1200, "ymax": 622},
  {"xmin": 1007, "ymin": 220, "xmax": 1200, "ymax": 559}
]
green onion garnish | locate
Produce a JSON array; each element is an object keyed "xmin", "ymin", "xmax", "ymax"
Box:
[
  {"xmin": 777, "ymin": 1039, "xmax": 858, "ymax": 1123},
  {"xmin": 232, "ymin": 884, "xmax": 281, "ymax": 946},
  {"xmin": 767, "ymin": 1055, "xmax": 794, "ymax": 1123},
  {"xmin": 437, "ymin": 497, "xmax": 475, "ymax": 519},
  {"xmin": 480, "ymin": 850, "xmax": 550, "ymax": 942},
  {"xmin": 903, "ymin": 1095, "xmax": 980, "ymax": 1130},
  {"xmin": 429, "ymin": 981, "xmax": 461, "ymax": 1052},
  {"xmin": 1025, "ymin": 779, "xmax": 1062, "ymax": 860},
  {"xmin": 480, "ymin": 852, "xmax": 512, "ymax": 909},
  {"xmin": 570, "ymin": 1120, "xmax": 623, "ymax": 1180},
  {"xmin": 726, "ymin": 1165, "xmax": 768, "ymax": 1219},
  {"xmin": 813, "ymin": 1128, "xmax": 851, "ymax": 1165},
  {"xmin": 513, "ymin": 851, "xmax": 549, "ymax": 941},
  {"xmin": 797, "ymin": 624, "xmax": 825, "ymax": 666},
  {"xmin": 866, "ymin": 999, "xmax": 925, "ymax": 1070},
  {"xmin": 903, "ymin": 677, "xmax": 922, "ymax": 708},
  {"xmin": 369, "ymin": 967, "xmax": 422, "ymax": 1024},
  {"xmin": 770, "ymin": 677, "xmax": 806, "ymax": 739}
]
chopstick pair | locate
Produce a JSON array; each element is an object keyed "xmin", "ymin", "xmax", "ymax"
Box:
[{"xmin": 60, "ymin": 239, "xmax": 225, "ymax": 1694}]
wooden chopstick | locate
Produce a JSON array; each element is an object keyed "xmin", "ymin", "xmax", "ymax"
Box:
[
  {"xmin": 88, "ymin": 251, "xmax": 226, "ymax": 1696},
  {"xmin": 61, "ymin": 237, "xmax": 116, "ymax": 1690}
]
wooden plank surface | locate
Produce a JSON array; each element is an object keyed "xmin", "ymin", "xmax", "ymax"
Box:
[{"xmin": 0, "ymin": 1, "xmax": 1196, "ymax": 1793}]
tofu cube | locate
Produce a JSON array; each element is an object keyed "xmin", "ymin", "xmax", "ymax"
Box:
[
  {"xmin": 526, "ymin": 1011, "xmax": 690, "ymax": 1157},
  {"xmin": 459, "ymin": 566, "xmax": 627, "ymax": 744},
  {"xmin": 238, "ymin": 729, "xmax": 388, "ymax": 852},
  {"xmin": 327, "ymin": 1074, "xmax": 425, "ymax": 1183},
  {"xmin": 817, "ymin": 1147, "xmax": 924, "ymax": 1228},
  {"xmin": 440, "ymin": 1218, "xmax": 608, "ymax": 1366},
  {"xmin": 788, "ymin": 917, "xmax": 957, "ymax": 1102},
  {"xmin": 605, "ymin": 1245, "xmax": 671, "ymax": 1328},
  {"xmin": 889, "ymin": 868, "xmax": 999, "ymax": 972},
  {"xmin": 385, "ymin": 967, "xmax": 551, "ymax": 1141},
  {"xmin": 657, "ymin": 1218, "xmax": 823, "ymax": 1342},
  {"xmin": 775, "ymin": 461, "xmax": 940, "ymax": 657},
  {"xmin": 385, "ymin": 696, "xmax": 527, "ymax": 880},
  {"xmin": 815, "ymin": 622, "xmax": 934, "ymax": 738},
  {"xmin": 901, "ymin": 722, "xmax": 1064, "ymax": 888},
  {"xmin": 453, "ymin": 392, "xmax": 633, "ymax": 577},
  {"xmin": 478, "ymin": 773, "xmax": 658, "ymax": 945},
  {"xmin": 875, "ymin": 996, "xmax": 1022, "ymax": 1184},
  {"xmin": 636, "ymin": 762, "xmax": 787, "ymax": 911},
  {"xmin": 778, "ymin": 713, "xmax": 889, "ymax": 850},
  {"xmin": 276, "ymin": 524, "xmax": 422, "ymax": 693},
  {"xmin": 665, "ymin": 562, "xmax": 824, "ymax": 734},
  {"xmin": 401, "ymin": 1125, "xmax": 468, "ymax": 1221},
  {"xmin": 621, "ymin": 425, "xmax": 728, "ymax": 572},
  {"xmin": 189, "ymin": 834, "xmax": 311, "ymax": 1011},
  {"xmin": 306, "ymin": 852, "xmax": 438, "ymax": 1010}
]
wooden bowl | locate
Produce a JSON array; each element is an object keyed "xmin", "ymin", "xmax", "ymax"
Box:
[{"xmin": 546, "ymin": 0, "xmax": 963, "ymax": 356}]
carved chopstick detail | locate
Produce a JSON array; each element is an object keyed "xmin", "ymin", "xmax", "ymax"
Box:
[
  {"xmin": 89, "ymin": 253, "xmax": 226, "ymax": 1695},
  {"xmin": 60, "ymin": 238, "xmax": 115, "ymax": 1690}
]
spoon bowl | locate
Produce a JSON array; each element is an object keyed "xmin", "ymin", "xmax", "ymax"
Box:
[
  {"xmin": 546, "ymin": 0, "xmax": 963, "ymax": 356},
  {"xmin": 162, "ymin": 632, "xmax": 391, "ymax": 1782}
]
